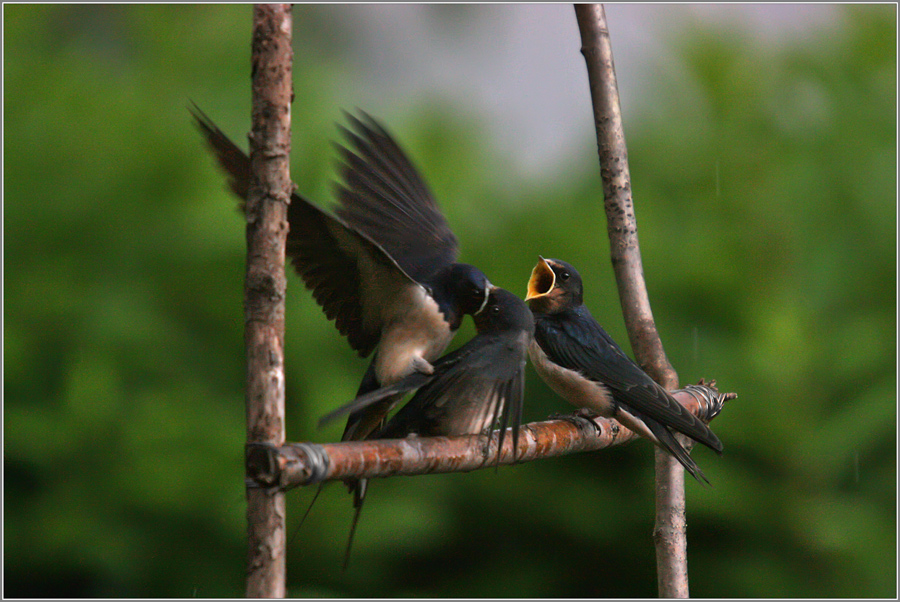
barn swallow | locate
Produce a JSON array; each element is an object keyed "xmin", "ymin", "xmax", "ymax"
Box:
[
  {"xmin": 307, "ymin": 110, "xmax": 497, "ymax": 526},
  {"xmin": 190, "ymin": 106, "xmax": 493, "ymax": 535},
  {"xmin": 525, "ymin": 257, "xmax": 722, "ymax": 483},
  {"xmin": 320, "ymin": 286, "xmax": 534, "ymax": 567},
  {"xmin": 328, "ymin": 112, "xmax": 496, "ymax": 436},
  {"xmin": 191, "ymin": 105, "xmax": 491, "ymax": 401}
]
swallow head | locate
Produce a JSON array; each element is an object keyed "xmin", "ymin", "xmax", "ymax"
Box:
[
  {"xmin": 525, "ymin": 256, "xmax": 583, "ymax": 314},
  {"xmin": 449, "ymin": 263, "xmax": 493, "ymax": 317},
  {"xmin": 474, "ymin": 286, "xmax": 535, "ymax": 335}
]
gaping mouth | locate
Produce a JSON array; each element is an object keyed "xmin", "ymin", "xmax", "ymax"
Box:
[{"xmin": 525, "ymin": 257, "xmax": 555, "ymax": 300}]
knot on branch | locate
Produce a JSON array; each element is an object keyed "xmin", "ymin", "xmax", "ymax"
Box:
[
  {"xmin": 684, "ymin": 379, "xmax": 736, "ymax": 423},
  {"xmin": 246, "ymin": 442, "xmax": 331, "ymax": 491},
  {"xmin": 245, "ymin": 270, "xmax": 286, "ymax": 303},
  {"xmin": 285, "ymin": 442, "xmax": 331, "ymax": 488},
  {"xmin": 246, "ymin": 442, "xmax": 281, "ymax": 489}
]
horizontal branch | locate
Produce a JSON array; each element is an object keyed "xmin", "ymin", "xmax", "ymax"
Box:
[{"xmin": 246, "ymin": 382, "xmax": 734, "ymax": 491}]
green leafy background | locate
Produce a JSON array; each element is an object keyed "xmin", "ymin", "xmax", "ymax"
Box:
[{"xmin": 4, "ymin": 5, "xmax": 895, "ymax": 598}]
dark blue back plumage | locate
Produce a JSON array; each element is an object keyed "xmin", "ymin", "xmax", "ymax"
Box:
[
  {"xmin": 526, "ymin": 257, "xmax": 722, "ymax": 484},
  {"xmin": 533, "ymin": 306, "xmax": 722, "ymax": 453}
]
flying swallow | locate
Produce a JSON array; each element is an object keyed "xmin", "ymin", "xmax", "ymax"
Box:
[
  {"xmin": 328, "ymin": 112, "xmax": 495, "ymax": 436},
  {"xmin": 525, "ymin": 257, "xmax": 722, "ymax": 483},
  {"xmin": 191, "ymin": 105, "xmax": 491, "ymax": 401},
  {"xmin": 190, "ymin": 105, "xmax": 493, "ymax": 539},
  {"xmin": 320, "ymin": 286, "xmax": 534, "ymax": 567}
]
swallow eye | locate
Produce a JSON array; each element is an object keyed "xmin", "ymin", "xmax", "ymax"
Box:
[
  {"xmin": 560, "ymin": 271, "xmax": 570, "ymax": 281},
  {"xmin": 490, "ymin": 305, "xmax": 501, "ymax": 315}
]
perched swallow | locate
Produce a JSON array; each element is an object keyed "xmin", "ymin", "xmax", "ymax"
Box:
[
  {"xmin": 320, "ymin": 286, "xmax": 534, "ymax": 567},
  {"xmin": 525, "ymin": 257, "xmax": 722, "ymax": 483}
]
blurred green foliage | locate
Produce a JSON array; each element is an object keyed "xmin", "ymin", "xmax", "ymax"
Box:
[{"xmin": 4, "ymin": 4, "xmax": 896, "ymax": 598}]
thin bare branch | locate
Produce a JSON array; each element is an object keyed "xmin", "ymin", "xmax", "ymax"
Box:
[
  {"xmin": 246, "ymin": 384, "xmax": 732, "ymax": 490},
  {"xmin": 245, "ymin": 4, "xmax": 292, "ymax": 599},
  {"xmin": 574, "ymin": 4, "xmax": 691, "ymax": 598},
  {"xmin": 574, "ymin": 4, "xmax": 675, "ymax": 386}
]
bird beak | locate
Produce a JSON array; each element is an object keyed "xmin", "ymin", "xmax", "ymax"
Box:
[
  {"xmin": 525, "ymin": 256, "xmax": 555, "ymax": 301},
  {"xmin": 473, "ymin": 280, "xmax": 494, "ymax": 316}
]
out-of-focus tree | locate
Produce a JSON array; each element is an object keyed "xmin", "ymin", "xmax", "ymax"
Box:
[{"xmin": 4, "ymin": 4, "xmax": 895, "ymax": 597}]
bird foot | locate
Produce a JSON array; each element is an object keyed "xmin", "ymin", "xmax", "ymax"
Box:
[
  {"xmin": 479, "ymin": 435, "xmax": 494, "ymax": 460},
  {"xmin": 410, "ymin": 357, "xmax": 435, "ymax": 375},
  {"xmin": 549, "ymin": 409, "xmax": 604, "ymax": 437}
]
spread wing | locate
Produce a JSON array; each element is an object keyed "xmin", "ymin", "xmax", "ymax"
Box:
[
  {"xmin": 534, "ymin": 308, "xmax": 722, "ymax": 453},
  {"xmin": 191, "ymin": 105, "xmax": 422, "ymax": 357},
  {"xmin": 377, "ymin": 331, "xmax": 528, "ymax": 460},
  {"xmin": 333, "ymin": 112, "xmax": 459, "ymax": 283},
  {"xmin": 321, "ymin": 331, "xmax": 528, "ymax": 459}
]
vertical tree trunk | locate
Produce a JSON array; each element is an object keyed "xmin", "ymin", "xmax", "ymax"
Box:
[
  {"xmin": 244, "ymin": 4, "xmax": 293, "ymax": 598},
  {"xmin": 573, "ymin": 4, "xmax": 690, "ymax": 598}
]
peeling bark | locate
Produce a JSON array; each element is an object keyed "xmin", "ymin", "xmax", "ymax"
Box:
[{"xmin": 245, "ymin": 4, "xmax": 292, "ymax": 599}]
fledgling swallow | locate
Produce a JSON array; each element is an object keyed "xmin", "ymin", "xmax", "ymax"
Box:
[
  {"xmin": 525, "ymin": 257, "xmax": 722, "ymax": 483},
  {"xmin": 190, "ymin": 106, "xmax": 493, "ymax": 539},
  {"xmin": 319, "ymin": 286, "xmax": 534, "ymax": 567}
]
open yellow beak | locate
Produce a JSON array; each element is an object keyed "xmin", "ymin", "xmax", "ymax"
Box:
[{"xmin": 525, "ymin": 256, "xmax": 556, "ymax": 301}]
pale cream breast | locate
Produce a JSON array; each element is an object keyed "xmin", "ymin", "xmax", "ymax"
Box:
[
  {"xmin": 529, "ymin": 340, "xmax": 660, "ymax": 444},
  {"xmin": 528, "ymin": 339, "xmax": 617, "ymax": 417},
  {"xmin": 375, "ymin": 285, "xmax": 454, "ymax": 385}
]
